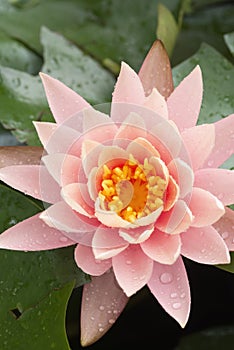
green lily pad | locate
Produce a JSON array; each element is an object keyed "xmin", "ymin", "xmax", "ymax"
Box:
[
  {"xmin": 0, "ymin": 32, "xmax": 41, "ymax": 74},
  {"xmin": 172, "ymin": 3, "xmax": 234, "ymax": 66},
  {"xmin": 224, "ymin": 32, "xmax": 234, "ymax": 57},
  {"xmin": 176, "ymin": 324, "xmax": 234, "ymax": 350},
  {"xmin": 156, "ymin": 3, "xmax": 179, "ymax": 57},
  {"xmin": 218, "ymin": 252, "xmax": 234, "ymax": 274},
  {"xmin": 0, "ymin": 27, "xmax": 115, "ymax": 145},
  {"xmin": 0, "ymin": 0, "xmax": 183, "ymax": 71},
  {"xmin": 41, "ymin": 26, "xmax": 115, "ymax": 105},
  {"xmin": 172, "ymin": 43, "xmax": 234, "ymax": 124},
  {"xmin": 0, "ymin": 282, "xmax": 74, "ymax": 350}
]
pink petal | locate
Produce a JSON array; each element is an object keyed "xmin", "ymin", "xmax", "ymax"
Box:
[
  {"xmin": 147, "ymin": 256, "xmax": 190, "ymax": 328},
  {"xmin": 40, "ymin": 72, "xmax": 90, "ymax": 124},
  {"xmin": 42, "ymin": 153, "xmax": 81, "ymax": 186},
  {"xmin": 40, "ymin": 201, "xmax": 97, "ymax": 241},
  {"xmin": 213, "ymin": 207, "xmax": 234, "ymax": 251},
  {"xmin": 119, "ymin": 225, "xmax": 154, "ymax": 244},
  {"xmin": 141, "ymin": 229, "xmax": 181, "ymax": 264},
  {"xmin": 167, "ymin": 66, "xmax": 203, "ymax": 131},
  {"xmin": 61, "ymin": 183, "xmax": 94, "ymax": 218},
  {"xmin": 181, "ymin": 225, "xmax": 230, "ymax": 264},
  {"xmin": 80, "ymin": 271, "xmax": 128, "ymax": 346},
  {"xmin": 149, "ymin": 156, "xmax": 169, "ymax": 182},
  {"xmin": 74, "ymin": 244, "xmax": 111, "ymax": 276},
  {"xmin": 92, "ymin": 225, "xmax": 128, "ymax": 250},
  {"xmin": 189, "ymin": 187, "xmax": 225, "ymax": 227},
  {"xmin": 95, "ymin": 200, "xmax": 134, "ymax": 228},
  {"xmin": 126, "ymin": 137, "xmax": 160, "ymax": 163},
  {"xmin": 204, "ymin": 114, "xmax": 234, "ymax": 168},
  {"xmin": 98, "ymin": 146, "xmax": 128, "ymax": 167},
  {"xmin": 0, "ymin": 165, "xmax": 61, "ymax": 204},
  {"xmin": 138, "ymin": 40, "xmax": 174, "ymax": 98},
  {"xmin": 87, "ymin": 167, "xmax": 100, "ymax": 201},
  {"xmin": 33, "ymin": 121, "xmax": 57, "ymax": 149},
  {"xmin": 156, "ymin": 200, "xmax": 193, "ymax": 234},
  {"xmin": 0, "ymin": 213, "xmax": 75, "ymax": 251},
  {"xmin": 167, "ymin": 158, "xmax": 194, "ymax": 198},
  {"xmin": 163, "ymin": 175, "xmax": 180, "ymax": 211},
  {"xmin": 82, "ymin": 108, "xmax": 115, "ymax": 132},
  {"xmin": 81, "ymin": 140, "xmax": 104, "ymax": 177},
  {"xmin": 144, "ymin": 88, "xmax": 168, "ymax": 119},
  {"xmin": 34, "ymin": 121, "xmax": 81, "ymax": 156},
  {"xmin": 113, "ymin": 112, "xmax": 146, "ymax": 148},
  {"xmin": 194, "ymin": 168, "xmax": 234, "ymax": 206},
  {"xmin": 112, "ymin": 62, "xmax": 145, "ymax": 105},
  {"xmin": 135, "ymin": 206, "xmax": 163, "ymax": 227},
  {"xmin": 112, "ymin": 245, "xmax": 153, "ymax": 296},
  {"xmin": 181, "ymin": 124, "xmax": 215, "ymax": 171},
  {"xmin": 148, "ymin": 120, "xmax": 182, "ymax": 163}
]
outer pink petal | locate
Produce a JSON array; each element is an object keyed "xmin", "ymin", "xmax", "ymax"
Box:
[
  {"xmin": 33, "ymin": 121, "xmax": 57, "ymax": 149},
  {"xmin": 42, "ymin": 153, "xmax": 81, "ymax": 186},
  {"xmin": 0, "ymin": 213, "xmax": 75, "ymax": 251},
  {"xmin": 138, "ymin": 40, "xmax": 174, "ymax": 98},
  {"xmin": 189, "ymin": 187, "xmax": 225, "ymax": 227},
  {"xmin": 147, "ymin": 256, "xmax": 190, "ymax": 328},
  {"xmin": 111, "ymin": 62, "xmax": 145, "ymax": 105},
  {"xmin": 181, "ymin": 124, "xmax": 215, "ymax": 171},
  {"xmin": 204, "ymin": 114, "xmax": 234, "ymax": 168},
  {"xmin": 0, "ymin": 165, "xmax": 60, "ymax": 203},
  {"xmin": 34, "ymin": 121, "xmax": 81, "ymax": 156},
  {"xmin": 80, "ymin": 271, "xmax": 128, "ymax": 346},
  {"xmin": 40, "ymin": 201, "xmax": 97, "ymax": 241},
  {"xmin": 74, "ymin": 244, "xmax": 111, "ymax": 276},
  {"xmin": 181, "ymin": 226, "xmax": 230, "ymax": 264},
  {"xmin": 156, "ymin": 200, "xmax": 193, "ymax": 234},
  {"xmin": 61, "ymin": 183, "xmax": 94, "ymax": 218},
  {"xmin": 82, "ymin": 108, "xmax": 116, "ymax": 132},
  {"xmin": 167, "ymin": 66, "xmax": 203, "ymax": 131},
  {"xmin": 112, "ymin": 245, "xmax": 153, "ymax": 297},
  {"xmin": 194, "ymin": 168, "xmax": 234, "ymax": 206},
  {"xmin": 167, "ymin": 158, "xmax": 194, "ymax": 198},
  {"xmin": 40, "ymin": 72, "xmax": 90, "ymax": 124},
  {"xmin": 213, "ymin": 207, "xmax": 234, "ymax": 251},
  {"xmin": 144, "ymin": 88, "xmax": 168, "ymax": 119},
  {"xmin": 141, "ymin": 229, "xmax": 181, "ymax": 264}
]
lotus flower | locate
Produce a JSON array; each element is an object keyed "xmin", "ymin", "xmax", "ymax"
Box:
[{"xmin": 0, "ymin": 41, "xmax": 233, "ymax": 345}]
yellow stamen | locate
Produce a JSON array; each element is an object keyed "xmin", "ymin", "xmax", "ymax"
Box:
[{"xmin": 98, "ymin": 157, "xmax": 167, "ymax": 223}]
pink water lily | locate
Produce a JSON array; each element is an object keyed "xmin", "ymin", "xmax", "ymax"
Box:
[{"xmin": 0, "ymin": 40, "xmax": 233, "ymax": 346}]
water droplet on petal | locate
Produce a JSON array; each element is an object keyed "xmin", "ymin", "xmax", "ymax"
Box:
[
  {"xmin": 160, "ymin": 272, "xmax": 173, "ymax": 284},
  {"xmin": 207, "ymin": 160, "xmax": 214, "ymax": 167},
  {"xmin": 172, "ymin": 302, "xmax": 181, "ymax": 310},
  {"xmin": 221, "ymin": 232, "xmax": 229, "ymax": 239},
  {"xmin": 180, "ymin": 292, "xmax": 186, "ymax": 299},
  {"xmin": 108, "ymin": 319, "xmax": 115, "ymax": 324},
  {"xmin": 170, "ymin": 292, "xmax": 178, "ymax": 299},
  {"xmin": 126, "ymin": 260, "xmax": 132, "ymax": 265},
  {"xmin": 99, "ymin": 305, "xmax": 105, "ymax": 311},
  {"xmin": 59, "ymin": 236, "xmax": 68, "ymax": 243}
]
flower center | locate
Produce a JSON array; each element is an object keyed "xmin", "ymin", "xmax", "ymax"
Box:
[{"xmin": 99, "ymin": 156, "xmax": 166, "ymax": 223}]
